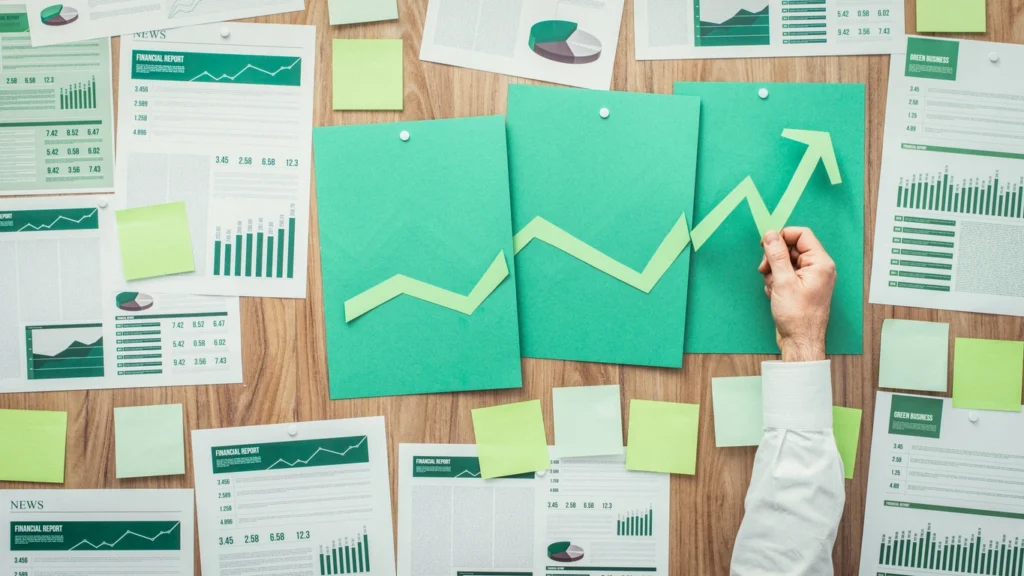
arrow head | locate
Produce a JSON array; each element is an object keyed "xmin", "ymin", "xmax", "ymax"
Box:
[{"xmin": 782, "ymin": 129, "xmax": 842, "ymax": 185}]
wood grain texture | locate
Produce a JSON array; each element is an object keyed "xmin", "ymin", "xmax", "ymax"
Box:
[{"xmin": 3, "ymin": 1, "xmax": 1023, "ymax": 574}]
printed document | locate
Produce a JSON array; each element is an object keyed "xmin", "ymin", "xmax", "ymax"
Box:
[
  {"xmin": 419, "ymin": 0, "xmax": 624, "ymax": 89},
  {"xmin": 115, "ymin": 23, "xmax": 315, "ymax": 298},
  {"xmin": 192, "ymin": 417, "xmax": 397, "ymax": 576},
  {"xmin": 397, "ymin": 444, "xmax": 670, "ymax": 576},
  {"xmin": 0, "ymin": 489, "xmax": 195, "ymax": 575},
  {"xmin": 870, "ymin": 37, "xmax": 1024, "ymax": 317},
  {"xmin": 860, "ymin": 392, "xmax": 1024, "ymax": 575}
]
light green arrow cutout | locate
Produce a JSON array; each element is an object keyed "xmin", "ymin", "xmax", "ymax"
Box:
[{"xmin": 344, "ymin": 252, "xmax": 509, "ymax": 322}]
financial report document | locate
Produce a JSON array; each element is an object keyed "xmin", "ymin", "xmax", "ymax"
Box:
[
  {"xmin": 634, "ymin": 0, "xmax": 904, "ymax": 60},
  {"xmin": 870, "ymin": 37, "xmax": 1024, "ymax": 317},
  {"xmin": 24, "ymin": 0, "xmax": 304, "ymax": 47},
  {"xmin": 860, "ymin": 392, "xmax": 1024, "ymax": 576},
  {"xmin": 0, "ymin": 3, "xmax": 114, "ymax": 196},
  {"xmin": 192, "ymin": 417, "xmax": 397, "ymax": 576},
  {"xmin": 0, "ymin": 489, "xmax": 195, "ymax": 576},
  {"xmin": 0, "ymin": 195, "xmax": 243, "ymax": 393},
  {"xmin": 397, "ymin": 444, "xmax": 670, "ymax": 576},
  {"xmin": 419, "ymin": 0, "xmax": 624, "ymax": 89},
  {"xmin": 115, "ymin": 23, "xmax": 315, "ymax": 299}
]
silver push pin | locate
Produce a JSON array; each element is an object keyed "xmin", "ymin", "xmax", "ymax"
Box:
[
  {"xmin": 599, "ymin": 107, "xmax": 610, "ymax": 119},
  {"xmin": 968, "ymin": 412, "xmax": 979, "ymax": 423},
  {"xmin": 758, "ymin": 87, "xmax": 769, "ymax": 100},
  {"xmin": 287, "ymin": 424, "xmax": 298, "ymax": 437},
  {"xmin": 989, "ymin": 52, "xmax": 999, "ymax": 63},
  {"xmin": 96, "ymin": 198, "xmax": 108, "ymax": 209},
  {"xmin": 536, "ymin": 468, "xmax": 547, "ymax": 477},
  {"xmin": 220, "ymin": 27, "xmax": 231, "ymax": 39},
  {"xmin": 399, "ymin": 130, "xmax": 410, "ymax": 142}
]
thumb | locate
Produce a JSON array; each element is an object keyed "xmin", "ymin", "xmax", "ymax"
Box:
[{"xmin": 762, "ymin": 230, "xmax": 796, "ymax": 282}]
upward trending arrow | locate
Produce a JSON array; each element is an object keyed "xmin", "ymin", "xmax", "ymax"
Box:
[{"xmin": 688, "ymin": 129, "xmax": 842, "ymax": 251}]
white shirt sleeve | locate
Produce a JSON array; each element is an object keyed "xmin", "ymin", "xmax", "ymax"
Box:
[{"xmin": 730, "ymin": 360, "xmax": 846, "ymax": 576}]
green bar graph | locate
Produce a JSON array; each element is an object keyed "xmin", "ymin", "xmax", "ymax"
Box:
[
  {"xmin": 319, "ymin": 531, "xmax": 371, "ymax": 575},
  {"xmin": 617, "ymin": 508, "xmax": 653, "ymax": 537},
  {"xmin": 210, "ymin": 207, "xmax": 297, "ymax": 279},
  {"xmin": 896, "ymin": 172, "xmax": 1023, "ymax": 221},
  {"xmin": 60, "ymin": 76, "xmax": 97, "ymax": 110},
  {"xmin": 878, "ymin": 528, "xmax": 1024, "ymax": 575}
]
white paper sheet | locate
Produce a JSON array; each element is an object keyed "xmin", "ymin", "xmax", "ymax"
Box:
[
  {"xmin": 860, "ymin": 392, "xmax": 1024, "ymax": 575},
  {"xmin": 329, "ymin": 0, "xmax": 397, "ymax": 25},
  {"xmin": 869, "ymin": 37, "xmax": 1024, "ymax": 317},
  {"xmin": 0, "ymin": 195, "xmax": 243, "ymax": 393},
  {"xmin": 24, "ymin": 0, "xmax": 304, "ymax": 47},
  {"xmin": 113, "ymin": 23, "xmax": 314, "ymax": 298},
  {"xmin": 634, "ymin": 0, "xmax": 904, "ymax": 60},
  {"xmin": 192, "ymin": 417, "xmax": 397, "ymax": 576},
  {"xmin": 397, "ymin": 444, "xmax": 670, "ymax": 576},
  {"xmin": 0, "ymin": 489, "xmax": 195, "ymax": 575},
  {"xmin": 419, "ymin": 0, "xmax": 624, "ymax": 90}
]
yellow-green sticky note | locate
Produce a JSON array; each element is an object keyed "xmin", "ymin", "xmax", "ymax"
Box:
[
  {"xmin": 832, "ymin": 406, "xmax": 862, "ymax": 480},
  {"xmin": 0, "ymin": 409, "xmax": 67, "ymax": 483},
  {"xmin": 917, "ymin": 0, "xmax": 986, "ymax": 32},
  {"xmin": 472, "ymin": 400, "xmax": 549, "ymax": 479},
  {"xmin": 953, "ymin": 338, "xmax": 1024, "ymax": 412},
  {"xmin": 626, "ymin": 400, "xmax": 699, "ymax": 475},
  {"xmin": 114, "ymin": 404, "xmax": 185, "ymax": 479},
  {"xmin": 333, "ymin": 39, "xmax": 403, "ymax": 111},
  {"xmin": 115, "ymin": 201, "xmax": 195, "ymax": 281}
]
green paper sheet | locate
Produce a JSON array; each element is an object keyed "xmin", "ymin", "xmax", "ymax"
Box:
[
  {"xmin": 115, "ymin": 201, "xmax": 195, "ymax": 281},
  {"xmin": 315, "ymin": 116, "xmax": 523, "ymax": 399},
  {"xmin": 625, "ymin": 400, "xmax": 699, "ymax": 475},
  {"xmin": 333, "ymin": 39, "xmax": 403, "ymax": 111},
  {"xmin": 879, "ymin": 319, "xmax": 950, "ymax": 392},
  {"xmin": 711, "ymin": 376, "xmax": 763, "ymax": 447},
  {"xmin": 507, "ymin": 85, "xmax": 700, "ymax": 367},
  {"xmin": 917, "ymin": 0, "xmax": 986, "ymax": 32},
  {"xmin": 674, "ymin": 82, "xmax": 864, "ymax": 354},
  {"xmin": 0, "ymin": 409, "xmax": 66, "ymax": 483},
  {"xmin": 114, "ymin": 404, "xmax": 185, "ymax": 479},
  {"xmin": 832, "ymin": 406, "xmax": 862, "ymax": 480},
  {"xmin": 328, "ymin": 0, "xmax": 397, "ymax": 25},
  {"xmin": 952, "ymin": 338, "xmax": 1024, "ymax": 412},
  {"xmin": 472, "ymin": 400, "xmax": 550, "ymax": 479},
  {"xmin": 552, "ymin": 385, "xmax": 623, "ymax": 458}
]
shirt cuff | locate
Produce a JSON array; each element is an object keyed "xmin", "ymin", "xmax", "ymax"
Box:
[{"xmin": 761, "ymin": 360, "xmax": 833, "ymax": 430}]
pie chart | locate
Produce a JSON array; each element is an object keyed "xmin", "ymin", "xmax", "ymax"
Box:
[
  {"xmin": 547, "ymin": 541, "xmax": 585, "ymax": 562},
  {"xmin": 116, "ymin": 292, "xmax": 154, "ymax": 312},
  {"xmin": 40, "ymin": 4, "xmax": 79, "ymax": 25},
  {"xmin": 529, "ymin": 20, "xmax": 602, "ymax": 65}
]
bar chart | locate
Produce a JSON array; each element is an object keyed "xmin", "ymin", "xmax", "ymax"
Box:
[
  {"xmin": 211, "ymin": 204, "xmax": 296, "ymax": 279},
  {"xmin": 877, "ymin": 526, "xmax": 1023, "ymax": 574},
  {"xmin": 60, "ymin": 76, "xmax": 98, "ymax": 110},
  {"xmin": 319, "ymin": 529, "xmax": 371, "ymax": 575},
  {"xmin": 894, "ymin": 169, "xmax": 1024, "ymax": 220},
  {"xmin": 616, "ymin": 507, "xmax": 654, "ymax": 536}
]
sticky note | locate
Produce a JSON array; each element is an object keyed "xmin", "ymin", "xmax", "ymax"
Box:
[
  {"xmin": 553, "ymin": 385, "xmax": 623, "ymax": 457},
  {"xmin": 115, "ymin": 201, "xmax": 194, "ymax": 281},
  {"xmin": 114, "ymin": 404, "xmax": 185, "ymax": 479},
  {"xmin": 711, "ymin": 376, "xmax": 763, "ymax": 447},
  {"xmin": 0, "ymin": 409, "xmax": 66, "ymax": 483},
  {"xmin": 879, "ymin": 320, "xmax": 950, "ymax": 392},
  {"xmin": 832, "ymin": 406, "xmax": 862, "ymax": 480},
  {"xmin": 626, "ymin": 400, "xmax": 699, "ymax": 475},
  {"xmin": 472, "ymin": 400, "xmax": 549, "ymax": 479},
  {"xmin": 315, "ymin": 116, "xmax": 523, "ymax": 399},
  {"xmin": 506, "ymin": 85, "xmax": 700, "ymax": 367},
  {"xmin": 333, "ymin": 39, "xmax": 403, "ymax": 111},
  {"xmin": 329, "ymin": 0, "xmax": 397, "ymax": 25},
  {"xmin": 953, "ymin": 338, "xmax": 1024, "ymax": 412},
  {"xmin": 674, "ymin": 82, "xmax": 864, "ymax": 355},
  {"xmin": 917, "ymin": 0, "xmax": 986, "ymax": 32}
]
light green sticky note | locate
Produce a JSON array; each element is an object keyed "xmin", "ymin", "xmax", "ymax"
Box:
[
  {"xmin": 115, "ymin": 201, "xmax": 194, "ymax": 281},
  {"xmin": 626, "ymin": 400, "xmax": 699, "ymax": 475},
  {"xmin": 328, "ymin": 0, "xmax": 397, "ymax": 25},
  {"xmin": 711, "ymin": 376, "xmax": 763, "ymax": 447},
  {"xmin": 832, "ymin": 406, "xmax": 862, "ymax": 480},
  {"xmin": 333, "ymin": 39, "xmax": 403, "ymax": 111},
  {"xmin": 472, "ymin": 400, "xmax": 550, "ymax": 479},
  {"xmin": 879, "ymin": 320, "xmax": 949, "ymax": 392},
  {"xmin": 553, "ymin": 385, "xmax": 623, "ymax": 458},
  {"xmin": 0, "ymin": 409, "xmax": 66, "ymax": 483},
  {"xmin": 953, "ymin": 338, "xmax": 1024, "ymax": 412},
  {"xmin": 917, "ymin": 0, "xmax": 986, "ymax": 32},
  {"xmin": 114, "ymin": 404, "xmax": 185, "ymax": 479}
]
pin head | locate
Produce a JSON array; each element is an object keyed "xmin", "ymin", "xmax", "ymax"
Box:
[
  {"xmin": 989, "ymin": 52, "xmax": 1000, "ymax": 63},
  {"xmin": 399, "ymin": 130, "xmax": 410, "ymax": 142},
  {"xmin": 220, "ymin": 27, "xmax": 231, "ymax": 39},
  {"xmin": 287, "ymin": 424, "xmax": 298, "ymax": 436},
  {"xmin": 599, "ymin": 107, "xmax": 610, "ymax": 119},
  {"xmin": 97, "ymin": 198, "xmax": 108, "ymax": 209},
  {"xmin": 758, "ymin": 88, "xmax": 769, "ymax": 100},
  {"xmin": 968, "ymin": 412, "xmax": 979, "ymax": 423}
]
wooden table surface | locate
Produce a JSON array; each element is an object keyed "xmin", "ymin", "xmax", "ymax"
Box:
[{"xmin": 3, "ymin": 1, "xmax": 1023, "ymax": 573}]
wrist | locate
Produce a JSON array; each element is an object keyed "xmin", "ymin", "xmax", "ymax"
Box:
[{"xmin": 779, "ymin": 338, "xmax": 826, "ymax": 362}]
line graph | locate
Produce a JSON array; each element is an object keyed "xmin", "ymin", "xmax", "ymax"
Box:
[
  {"xmin": 266, "ymin": 436, "xmax": 368, "ymax": 470},
  {"xmin": 454, "ymin": 469, "xmax": 482, "ymax": 478},
  {"xmin": 10, "ymin": 521, "xmax": 183, "ymax": 552},
  {"xmin": 167, "ymin": 0, "xmax": 296, "ymax": 19},
  {"xmin": 0, "ymin": 208, "xmax": 99, "ymax": 235},
  {"xmin": 68, "ymin": 522, "xmax": 180, "ymax": 551},
  {"xmin": 18, "ymin": 209, "xmax": 98, "ymax": 232},
  {"xmin": 131, "ymin": 50, "xmax": 302, "ymax": 87},
  {"xmin": 189, "ymin": 57, "xmax": 301, "ymax": 83}
]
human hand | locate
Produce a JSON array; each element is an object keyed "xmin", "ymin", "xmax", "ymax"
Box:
[{"xmin": 758, "ymin": 227, "xmax": 836, "ymax": 362}]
